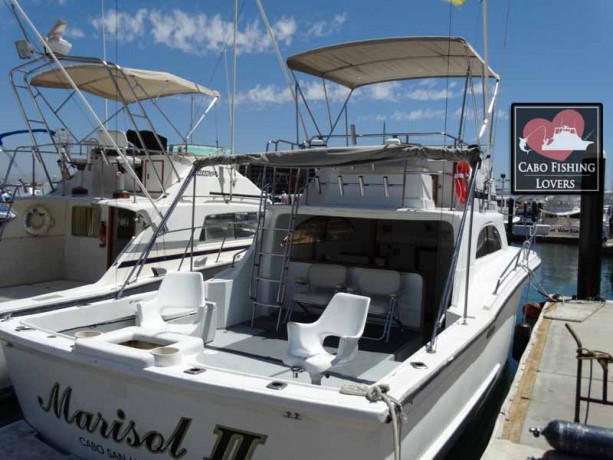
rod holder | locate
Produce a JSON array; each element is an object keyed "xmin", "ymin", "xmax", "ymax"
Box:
[
  {"xmin": 337, "ymin": 175, "xmax": 344, "ymax": 196},
  {"xmin": 383, "ymin": 176, "xmax": 389, "ymax": 198},
  {"xmin": 314, "ymin": 176, "xmax": 321, "ymax": 194},
  {"xmin": 358, "ymin": 176, "xmax": 365, "ymax": 197}
]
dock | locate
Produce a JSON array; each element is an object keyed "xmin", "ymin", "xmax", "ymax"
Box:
[
  {"xmin": 0, "ymin": 421, "xmax": 76, "ymax": 459},
  {"xmin": 483, "ymin": 299, "xmax": 613, "ymax": 459}
]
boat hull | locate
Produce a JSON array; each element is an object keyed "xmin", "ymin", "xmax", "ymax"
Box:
[{"xmin": 1, "ymin": 282, "xmax": 525, "ymax": 460}]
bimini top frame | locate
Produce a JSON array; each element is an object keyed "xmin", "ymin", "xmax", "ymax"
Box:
[
  {"xmin": 282, "ymin": 36, "xmax": 499, "ymax": 153},
  {"xmin": 286, "ymin": 36, "xmax": 499, "ymax": 89},
  {"xmin": 30, "ymin": 62, "xmax": 219, "ymax": 103}
]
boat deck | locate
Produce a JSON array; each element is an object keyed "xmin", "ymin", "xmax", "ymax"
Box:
[
  {"xmin": 483, "ymin": 300, "xmax": 613, "ymax": 459},
  {"xmin": 0, "ymin": 280, "xmax": 86, "ymax": 303},
  {"xmin": 201, "ymin": 313, "xmax": 423, "ymax": 388}
]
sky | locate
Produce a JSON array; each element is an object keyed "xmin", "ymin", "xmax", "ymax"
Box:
[{"xmin": 0, "ymin": 0, "xmax": 611, "ymax": 189}]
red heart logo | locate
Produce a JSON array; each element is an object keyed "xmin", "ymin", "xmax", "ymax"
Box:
[{"xmin": 521, "ymin": 109, "xmax": 586, "ymax": 162}]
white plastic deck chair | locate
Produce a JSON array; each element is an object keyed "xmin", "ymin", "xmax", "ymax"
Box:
[
  {"xmin": 357, "ymin": 269, "xmax": 402, "ymax": 342},
  {"xmin": 285, "ymin": 264, "xmax": 348, "ymax": 322},
  {"xmin": 283, "ymin": 292, "xmax": 370, "ymax": 385},
  {"xmin": 136, "ymin": 271, "xmax": 215, "ymax": 340}
]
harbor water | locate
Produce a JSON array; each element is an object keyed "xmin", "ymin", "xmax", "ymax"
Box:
[{"xmin": 447, "ymin": 240, "xmax": 613, "ymax": 459}]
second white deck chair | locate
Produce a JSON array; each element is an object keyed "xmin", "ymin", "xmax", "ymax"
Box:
[
  {"xmin": 136, "ymin": 271, "xmax": 216, "ymax": 342},
  {"xmin": 285, "ymin": 264, "xmax": 348, "ymax": 322},
  {"xmin": 283, "ymin": 292, "xmax": 370, "ymax": 385},
  {"xmin": 357, "ymin": 269, "xmax": 402, "ymax": 342}
]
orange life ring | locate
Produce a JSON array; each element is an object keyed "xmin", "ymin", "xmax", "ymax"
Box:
[{"xmin": 454, "ymin": 162, "xmax": 470, "ymax": 205}]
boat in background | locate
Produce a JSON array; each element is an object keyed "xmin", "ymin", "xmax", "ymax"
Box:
[
  {"xmin": 0, "ymin": 14, "xmax": 260, "ymax": 301},
  {"xmin": 0, "ymin": 10, "xmax": 260, "ymax": 397},
  {"xmin": 0, "ymin": 35, "xmax": 540, "ymax": 459}
]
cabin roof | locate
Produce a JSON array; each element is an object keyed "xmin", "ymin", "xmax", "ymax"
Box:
[
  {"xmin": 193, "ymin": 143, "xmax": 481, "ymax": 170},
  {"xmin": 286, "ymin": 36, "xmax": 499, "ymax": 89},
  {"xmin": 30, "ymin": 64, "xmax": 220, "ymax": 102}
]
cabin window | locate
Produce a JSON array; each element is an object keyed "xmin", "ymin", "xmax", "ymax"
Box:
[
  {"xmin": 476, "ymin": 225, "xmax": 502, "ymax": 258},
  {"xmin": 199, "ymin": 212, "xmax": 257, "ymax": 242},
  {"xmin": 71, "ymin": 206, "xmax": 101, "ymax": 237},
  {"xmin": 290, "ymin": 216, "xmax": 355, "ymax": 246}
]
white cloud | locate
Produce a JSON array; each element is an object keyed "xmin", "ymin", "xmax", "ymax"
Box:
[
  {"xmin": 91, "ymin": 8, "xmax": 148, "ymax": 43},
  {"xmin": 366, "ymin": 82, "xmax": 401, "ymax": 101},
  {"xmin": 407, "ymin": 81, "xmax": 457, "ymax": 101},
  {"xmin": 237, "ymin": 81, "xmax": 350, "ymax": 106},
  {"xmin": 391, "ymin": 109, "xmax": 446, "ymax": 121},
  {"xmin": 496, "ymin": 109, "xmax": 509, "ymax": 120},
  {"xmin": 92, "ymin": 8, "xmax": 297, "ymax": 55},
  {"xmin": 65, "ymin": 27, "xmax": 85, "ymax": 39},
  {"xmin": 274, "ymin": 16, "xmax": 297, "ymax": 46},
  {"xmin": 418, "ymin": 80, "xmax": 437, "ymax": 88},
  {"xmin": 307, "ymin": 13, "xmax": 347, "ymax": 38},
  {"xmin": 237, "ymin": 84, "xmax": 293, "ymax": 105}
]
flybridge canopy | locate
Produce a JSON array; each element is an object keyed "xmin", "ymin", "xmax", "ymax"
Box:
[
  {"xmin": 193, "ymin": 143, "xmax": 481, "ymax": 170},
  {"xmin": 30, "ymin": 64, "xmax": 220, "ymax": 103},
  {"xmin": 286, "ymin": 37, "xmax": 499, "ymax": 89}
]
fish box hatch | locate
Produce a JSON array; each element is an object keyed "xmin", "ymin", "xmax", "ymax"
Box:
[
  {"xmin": 118, "ymin": 339, "xmax": 163, "ymax": 350},
  {"xmin": 72, "ymin": 326, "xmax": 205, "ymax": 368}
]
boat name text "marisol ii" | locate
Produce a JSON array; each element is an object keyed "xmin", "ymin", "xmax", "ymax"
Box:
[{"xmin": 38, "ymin": 382, "xmax": 268, "ymax": 460}]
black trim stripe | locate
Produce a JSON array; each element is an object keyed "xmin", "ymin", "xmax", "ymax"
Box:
[{"xmin": 117, "ymin": 244, "xmax": 251, "ymax": 269}]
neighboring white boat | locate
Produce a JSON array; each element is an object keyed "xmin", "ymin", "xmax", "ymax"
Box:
[
  {"xmin": 0, "ymin": 23, "xmax": 262, "ymax": 300},
  {"xmin": 0, "ymin": 36, "xmax": 540, "ymax": 460},
  {"xmin": 0, "ymin": 15, "xmax": 260, "ymax": 396},
  {"xmin": 512, "ymin": 196, "xmax": 581, "ymax": 241}
]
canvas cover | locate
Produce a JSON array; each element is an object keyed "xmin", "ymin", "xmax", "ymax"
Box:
[
  {"xmin": 286, "ymin": 37, "xmax": 499, "ymax": 89},
  {"xmin": 193, "ymin": 144, "xmax": 481, "ymax": 170},
  {"xmin": 30, "ymin": 64, "xmax": 220, "ymax": 102}
]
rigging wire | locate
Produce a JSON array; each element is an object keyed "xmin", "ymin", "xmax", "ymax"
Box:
[{"xmin": 443, "ymin": 0, "xmax": 453, "ymax": 147}]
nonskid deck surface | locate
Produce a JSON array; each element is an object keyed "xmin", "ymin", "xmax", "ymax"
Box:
[
  {"xmin": 0, "ymin": 280, "xmax": 86, "ymax": 302},
  {"xmin": 200, "ymin": 313, "xmax": 423, "ymax": 388}
]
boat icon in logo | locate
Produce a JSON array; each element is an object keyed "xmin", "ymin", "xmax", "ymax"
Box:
[{"xmin": 541, "ymin": 125, "xmax": 592, "ymax": 151}]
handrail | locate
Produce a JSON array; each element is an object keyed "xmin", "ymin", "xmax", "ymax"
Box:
[
  {"xmin": 117, "ymin": 166, "xmax": 197, "ymax": 298},
  {"xmin": 266, "ymin": 139, "xmax": 299, "ymax": 152},
  {"xmin": 232, "ymin": 247, "xmax": 249, "ymax": 267},
  {"xmin": 315, "ymin": 131, "xmax": 465, "ymax": 145},
  {"xmin": 494, "ymin": 230, "xmax": 537, "ymax": 294},
  {"xmin": 427, "ymin": 163, "xmax": 478, "ymax": 353}
]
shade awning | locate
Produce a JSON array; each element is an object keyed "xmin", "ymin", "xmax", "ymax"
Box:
[
  {"xmin": 286, "ymin": 37, "xmax": 499, "ymax": 89},
  {"xmin": 30, "ymin": 64, "xmax": 220, "ymax": 102},
  {"xmin": 193, "ymin": 143, "xmax": 481, "ymax": 171}
]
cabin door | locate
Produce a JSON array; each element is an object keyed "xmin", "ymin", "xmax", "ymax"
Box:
[
  {"xmin": 143, "ymin": 160, "xmax": 165, "ymax": 194},
  {"xmin": 107, "ymin": 207, "xmax": 136, "ymax": 268}
]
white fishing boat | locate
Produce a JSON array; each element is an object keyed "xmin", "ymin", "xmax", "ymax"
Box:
[
  {"xmin": 0, "ymin": 36, "xmax": 540, "ymax": 459},
  {"xmin": 0, "ymin": 10, "xmax": 260, "ymax": 396}
]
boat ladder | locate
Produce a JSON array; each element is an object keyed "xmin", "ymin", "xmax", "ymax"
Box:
[{"xmin": 250, "ymin": 168, "xmax": 302, "ymax": 331}]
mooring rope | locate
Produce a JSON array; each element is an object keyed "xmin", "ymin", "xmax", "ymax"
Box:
[{"xmin": 340, "ymin": 383, "xmax": 406, "ymax": 460}]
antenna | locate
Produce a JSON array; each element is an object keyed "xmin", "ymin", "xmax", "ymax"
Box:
[{"xmin": 44, "ymin": 19, "xmax": 72, "ymax": 55}]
